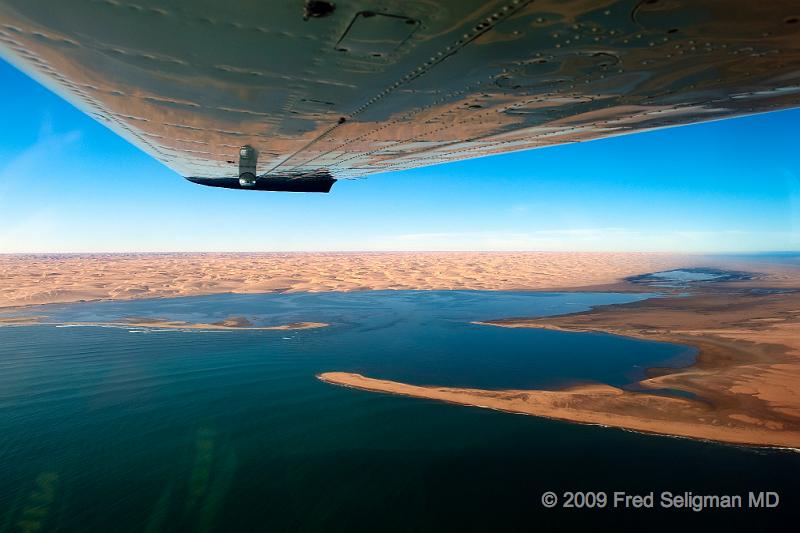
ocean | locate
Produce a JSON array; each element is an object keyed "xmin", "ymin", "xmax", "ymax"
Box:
[{"xmin": 1, "ymin": 290, "xmax": 797, "ymax": 531}]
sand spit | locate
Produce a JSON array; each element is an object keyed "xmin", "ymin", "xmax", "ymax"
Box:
[
  {"xmin": 0, "ymin": 252, "xmax": 711, "ymax": 308},
  {"xmin": 114, "ymin": 317, "xmax": 329, "ymax": 331},
  {"xmin": 0, "ymin": 315, "xmax": 44, "ymax": 325},
  {"xmin": 319, "ymin": 279, "xmax": 800, "ymax": 448},
  {"xmin": 318, "ymin": 372, "xmax": 800, "ymax": 448},
  {"xmin": 0, "ymin": 315, "xmax": 328, "ymax": 331}
]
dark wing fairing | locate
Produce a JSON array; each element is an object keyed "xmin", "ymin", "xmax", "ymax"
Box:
[
  {"xmin": 186, "ymin": 172, "xmax": 336, "ymax": 193},
  {"xmin": 1, "ymin": 0, "xmax": 800, "ymax": 193}
]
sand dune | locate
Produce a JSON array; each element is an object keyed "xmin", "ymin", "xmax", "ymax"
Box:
[{"xmin": 0, "ymin": 252, "xmax": 710, "ymax": 308}]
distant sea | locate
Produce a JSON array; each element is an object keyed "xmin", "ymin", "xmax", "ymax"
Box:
[{"xmin": 1, "ymin": 290, "xmax": 797, "ymax": 531}]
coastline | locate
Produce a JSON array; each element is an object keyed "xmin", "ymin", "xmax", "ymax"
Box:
[
  {"xmin": 318, "ymin": 284, "xmax": 800, "ymax": 449},
  {"xmin": 316, "ymin": 372, "xmax": 800, "ymax": 448},
  {"xmin": 4, "ymin": 252, "xmax": 799, "ymax": 448},
  {"xmin": 317, "ymin": 354, "xmax": 800, "ymax": 448}
]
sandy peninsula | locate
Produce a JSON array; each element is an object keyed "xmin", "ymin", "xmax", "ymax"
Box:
[
  {"xmin": 0, "ymin": 252, "xmax": 711, "ymax": 308},
  {"xmin": 319, "ymin": 279, "xmax": 800, "ymax": 448}
]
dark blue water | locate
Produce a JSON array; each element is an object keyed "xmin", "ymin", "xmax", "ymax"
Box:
[{"xmin": 0, "ymin": 291, "xmax": 797, "ymax": 531}]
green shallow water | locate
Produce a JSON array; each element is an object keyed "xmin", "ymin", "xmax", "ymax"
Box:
[{"xmin": 0, "ymin": 291, "xmax": 797, "ymax": 531}]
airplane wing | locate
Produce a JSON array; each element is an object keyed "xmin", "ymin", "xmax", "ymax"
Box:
[{"xmin": 1, "ymin": 0, "xmax": 799, "ymax": 192}]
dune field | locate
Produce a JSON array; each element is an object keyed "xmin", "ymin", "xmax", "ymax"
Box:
[{"xmin": 0, "ymin": 252, "xmax": 708, "ymax": 308}]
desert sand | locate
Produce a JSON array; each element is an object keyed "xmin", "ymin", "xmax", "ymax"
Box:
[
  {"xmin": 0, "ymin": 252, "xmax": 748, "ymax": 309},
  {"xmin": 319, "ymin": 276, "xmax": 800, "ymax": 448}
]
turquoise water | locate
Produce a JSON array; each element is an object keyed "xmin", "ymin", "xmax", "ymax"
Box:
[{"xmin": 0, "ymin": 291, "xmax": 797, "ymax": 531}]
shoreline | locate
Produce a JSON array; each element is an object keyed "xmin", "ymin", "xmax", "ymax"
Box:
[
  {"xmin": 317, "ymin": 358, "xmax": 800, "ymax": 449},
  {"xmin": 318, "ymin": 373, "xmax": 800, "ymax": 452},
  {"xmin": 318, "ymin": 284, "xmax": 800, "ymax": 449},
  {"xmin": 0, "ymin": 285, "xmax": 656, "ymax": 313},
  {"xmin": 316, "ymin": 372, "xmax": 800, "ymax": 449}
]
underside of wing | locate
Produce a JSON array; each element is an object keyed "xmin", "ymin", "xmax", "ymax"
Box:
[{"xmin": 1, "ymin": 0, "xmax": 799, "ymax": 192}]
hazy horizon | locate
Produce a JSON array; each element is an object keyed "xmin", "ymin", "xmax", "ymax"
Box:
[{"xmin": 1, "ymin": 250, "xmax": 799, "ymax": 256}]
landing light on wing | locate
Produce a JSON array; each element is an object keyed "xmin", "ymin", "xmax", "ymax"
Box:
[
  {"xmin": 238, "ymin": 145, "xmax": 258, "ymax": 188},
  {"xmin": 186, "ymin": 145, "xmax": 336, "ymax": 193}
]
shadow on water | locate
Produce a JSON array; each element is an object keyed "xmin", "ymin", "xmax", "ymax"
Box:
[
  {"xmin": 1, "ymin": 472, "xmax": 58, "ymax": 533},
  {"xmin": 143, "ymin": 426, "xmax": 237, "ymax": 533}
]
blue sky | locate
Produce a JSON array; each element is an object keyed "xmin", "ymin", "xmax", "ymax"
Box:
[{"xmin": 0, "ymin": 58, "xmax": 797, "ymax": 253}]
